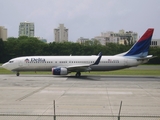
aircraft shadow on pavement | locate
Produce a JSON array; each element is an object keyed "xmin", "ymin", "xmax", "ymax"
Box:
[
  {"xmin": 10, "ymin": 75, "xmax": 160, "ymax": 81},
  {"xmin": 65, "ymin": 75, "xmax": 160, "ymax": 81},
  {"xmin": 66, "ymin": 76, "xmax": 101, "ymax": 81}
]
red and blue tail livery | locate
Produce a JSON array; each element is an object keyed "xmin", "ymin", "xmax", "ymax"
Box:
[{"xmin": 124, "ymin": 28, "xmax": 154, "ymax": 57}]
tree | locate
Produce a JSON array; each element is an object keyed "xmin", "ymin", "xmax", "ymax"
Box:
[
  {"xmin": 148, "ymin": 46, "xmax": 160, "ymax": 64},
  {"xmin": 92, "ymin": 39, "xmax": 101, "ymax": 46},
  {"xmin": 1, "ymin": 36, "xmax": 160, "ymax": 64},
  {"xmin": 0, "ymin": 39, "xmax": 4, "ymax": 62},
  {"xmin": 84, "ymin": 40, "xmax": 93, "ymax": 46}
]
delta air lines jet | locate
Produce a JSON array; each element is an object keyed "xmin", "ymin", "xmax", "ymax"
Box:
[{"xmin": 2, "ymin": 28, "xmax": 155, "ymax": 76}]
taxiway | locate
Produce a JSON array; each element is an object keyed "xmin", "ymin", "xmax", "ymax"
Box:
[{"xmin": 0, "ymin": 75, "xmax": 160, "ymax": 116}]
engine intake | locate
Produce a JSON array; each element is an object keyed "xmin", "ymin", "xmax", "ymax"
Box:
[{"xmin": 52, "ymin": 67, "xmax": 68, "ymax": 75}]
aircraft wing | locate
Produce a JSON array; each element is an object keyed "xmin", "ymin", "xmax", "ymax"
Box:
[
  {"xmin": 66, "ymin": 52, "xmax": 102, "ymax": 72},
  {"xmin": 67, "ymin": 64, "xmax": 92, "ymax": 72}
]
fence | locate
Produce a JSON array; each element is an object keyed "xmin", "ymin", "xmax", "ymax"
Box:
[
  {"xmin": 0, "ymin": 114, "xmax": 160, "ymax": 120},
  {"xmin": 0, "ymin": 101, "xmax": 160, "ymax": 120}
]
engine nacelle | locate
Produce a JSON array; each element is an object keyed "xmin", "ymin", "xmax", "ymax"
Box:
[{"xmin": 52, "ymin": 67, "xmax": 68, "ymax": 75}]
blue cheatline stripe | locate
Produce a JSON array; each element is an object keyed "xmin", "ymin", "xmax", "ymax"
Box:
[{"xmin": 124, "ymin": 36, "xmax": 152, "ymax": 57}]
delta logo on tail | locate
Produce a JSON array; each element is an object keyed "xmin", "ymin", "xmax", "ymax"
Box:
[{"xmin": 124, "ymin": 28, "xmax": 154, "ymax": 57}]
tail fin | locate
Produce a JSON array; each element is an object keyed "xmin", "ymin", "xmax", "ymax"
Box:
[{"xmin": 124, "ymin": 28, "xmax": 154, "ymax": 57}]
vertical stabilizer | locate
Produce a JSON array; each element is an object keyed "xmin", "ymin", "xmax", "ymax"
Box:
[{"xmin": 124, "ymin": 28, "xmax": 154, "ymax": 57}]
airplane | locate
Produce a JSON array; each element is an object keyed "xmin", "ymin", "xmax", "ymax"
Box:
[{"xmin": 2, "ymin": 28, "xmax": 155, "ymax": 77}]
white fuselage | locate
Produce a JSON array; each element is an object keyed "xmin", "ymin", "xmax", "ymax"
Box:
[{"xmin": 2, "ymin": 55, "xmax": 145, "ymax": 72}]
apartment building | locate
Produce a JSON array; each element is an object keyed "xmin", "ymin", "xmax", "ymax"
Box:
[
  {"xmin": 19, "ymin": 21, "xmax": 34, "ymax": 37},
  {"xmin": 54, "ymin": 24, "xmax": 68, "ymax": 42},
  {"xmin": 0, "ymin": 26, "xmax": 7, "ymax": 41},
  {"xmin": 94, "ymin": 29, "xmax": 138, "ymax": 45}
]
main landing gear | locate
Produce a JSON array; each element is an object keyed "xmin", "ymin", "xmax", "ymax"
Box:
[
  {"xmin": 75, "ymin": 72, "xmax": 81, "ymax": 77},
  {"xmin": 16, "ymin": 72, "xmax": 20, "ymax": 76}
]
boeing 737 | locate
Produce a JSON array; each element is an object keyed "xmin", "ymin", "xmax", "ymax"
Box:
[{"xmin": 2, "ymin": 28, "xmax": 155, "ymax": 76}]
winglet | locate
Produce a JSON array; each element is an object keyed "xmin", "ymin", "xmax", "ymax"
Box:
[{"xmin": 92, "ymin": 52, "xmax": 102, "ymax": 65}]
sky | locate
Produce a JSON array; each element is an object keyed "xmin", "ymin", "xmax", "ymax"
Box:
[{"xmin": 0, "ymin": 0, "xmax": 160, "ymax": 43}]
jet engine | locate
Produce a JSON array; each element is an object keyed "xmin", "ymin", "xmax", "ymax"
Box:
[{"xmin": 52, "ymin": 67, "xmax": 68, "ymax": 75}]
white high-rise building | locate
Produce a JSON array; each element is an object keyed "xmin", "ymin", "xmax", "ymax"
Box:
[
  {"xmin": 151, "ymin": 39, "xmax": 160, "ymax": 47},
  {"xmin": 0, "ymin": 26, "xmax": 7, "ymax": 41},
  {"xmin": 19, "ymin": 21, "xmax": 34, "ymax": 37},
  {"xmin": 54, "ymin": 24, "xmax": 68, "ymax": 42}
]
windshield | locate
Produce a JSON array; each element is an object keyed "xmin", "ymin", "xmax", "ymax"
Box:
[{"xmin": 9, "ymin": 61, "xmax": 14, "ymax": 63}]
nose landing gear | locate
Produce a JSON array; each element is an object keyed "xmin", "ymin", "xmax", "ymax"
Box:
[{"xmin": 16, "ymin": 72, "xmax": 20, "ymax": 76}]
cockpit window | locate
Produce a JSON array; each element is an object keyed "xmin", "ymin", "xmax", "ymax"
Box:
[{"xmin": 9, "ymin": 61, "xmax": 14, "ymax": 63}]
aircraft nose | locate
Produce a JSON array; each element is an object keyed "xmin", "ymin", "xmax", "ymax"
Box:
[
  {"xmin": 2, "ymin": 62, "xmax": 11, "ymax": 71},
  {"xmin": 2, "ymin": 63, "xmax": 7, "ymax": 69}
]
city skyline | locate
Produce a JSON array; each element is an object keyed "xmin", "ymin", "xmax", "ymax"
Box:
[{"xmin": 0, "ymin": 0, "xmax": 160, "ymax": 42}]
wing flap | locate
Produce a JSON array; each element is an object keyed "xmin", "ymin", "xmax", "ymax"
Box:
[
  {"xmin": 56, "ymin": 64, "xmax": 92, "ymax": 73},
  {"xmin": 67, "ymin": 64, "xmax": 91, "ymax": 72}
]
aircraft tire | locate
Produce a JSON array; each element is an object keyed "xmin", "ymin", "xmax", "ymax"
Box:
[
  {"xmin": 75, "ymin": 72, "xmax": 81, "ymax": 77},
  {"xmin": 16, "ymin": 72, "xmax": 20, "ymax": 76}
]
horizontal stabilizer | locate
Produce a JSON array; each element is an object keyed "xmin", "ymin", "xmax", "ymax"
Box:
[{"xmin": 137, "ymin": 55, "xmax": 157, "ymax": 60}]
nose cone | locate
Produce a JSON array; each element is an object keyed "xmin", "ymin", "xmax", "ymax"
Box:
[{"xmin": 2, "ymin": 62, "xmax": 12, "ymax": 71}]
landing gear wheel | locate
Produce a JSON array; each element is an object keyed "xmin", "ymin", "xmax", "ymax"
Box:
[
  {"xmin": 16, "ymin": 72, "xmax": 20, "ymax": 76},
  {"xmin": 75, "ymin": 72, "xmax": 81, "ymax": 77}
]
